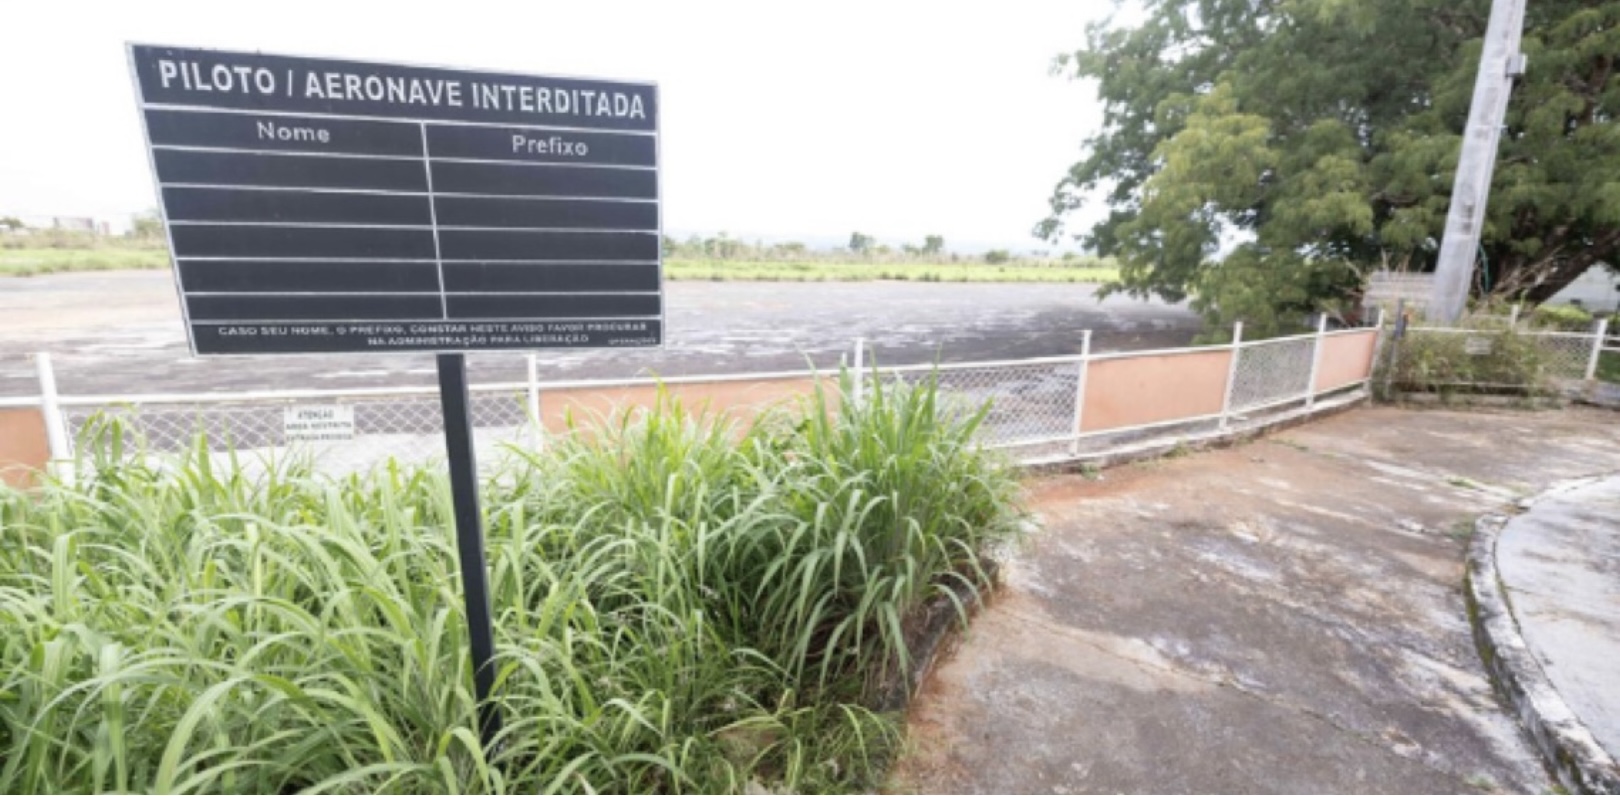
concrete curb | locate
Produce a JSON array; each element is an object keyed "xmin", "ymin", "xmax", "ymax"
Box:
[
  {"xmin": 1023, "ymin": 389, "xmax": 1370, "ymax": 475},
  {"xmin": 1572, "ymin": 381, "xmax": 1620, "ymax": 411},
  {"xmin": 1466, "ymin": 513, "xmax": 1620, "ymax": 794},
  {"xmin": 1399, "ymin": 392, "xmax": 1568, "ymax": 410},
  {"xmin": 873, "ymin": 559, "xmax": 1000, "ymax": 713}
]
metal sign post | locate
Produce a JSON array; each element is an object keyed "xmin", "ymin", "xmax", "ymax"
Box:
[
  {"xmin": 126, "ymin": 44, "xmax": 662, "ymax": 754},
  {"xmin": 436, "ymin": 353, "xmax": 501, "ymax": 747}
]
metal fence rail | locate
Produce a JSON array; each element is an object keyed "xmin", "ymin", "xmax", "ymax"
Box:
[
  {"xmin": 5, "ymin": 317, "xmax": 1401, "ymax": 479},
  {"xmin": 8, "ymin": 311, "xmax": 1608, "ymax": 484}
]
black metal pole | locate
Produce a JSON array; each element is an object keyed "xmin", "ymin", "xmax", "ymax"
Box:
[{"xmin": 436, "ymin": 352, "xmax": 502, "ymax": 749}]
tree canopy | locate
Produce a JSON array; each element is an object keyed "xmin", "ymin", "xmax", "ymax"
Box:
[
  {"xmin": 1040, "ymin": 0, "xmax": 1620, "ymax": 334},
  {"xmin": 848, "ymin": 231, "xmax": 875, "ymax": 254}
]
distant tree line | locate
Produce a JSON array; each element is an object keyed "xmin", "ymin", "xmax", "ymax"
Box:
[{"xmin": 663, "ymin": 231, "xmax": 1091, "ymax": 266}]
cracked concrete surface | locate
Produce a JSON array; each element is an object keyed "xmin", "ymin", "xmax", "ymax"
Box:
[{"xmin": 891, "ymin": 405, "xmax": 1620, "ymax": 794}]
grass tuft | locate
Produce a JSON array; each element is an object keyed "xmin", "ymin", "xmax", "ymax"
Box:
[{"xmin": 0, "ymin": 373, "xmax": 1022, "ymax": 793}]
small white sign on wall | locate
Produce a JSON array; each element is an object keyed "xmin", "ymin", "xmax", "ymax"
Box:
[{"xmin": 283, "ymin": 405, "xmax": 355, "ymax": 443}]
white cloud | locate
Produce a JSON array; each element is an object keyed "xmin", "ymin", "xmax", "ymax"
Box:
[{"xmin": 0, "ymin": 0, "xmax": 1110, "ymax": 250}]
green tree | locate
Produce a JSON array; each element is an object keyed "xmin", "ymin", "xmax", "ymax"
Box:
[
  {"xmin": 0, "ymin": 216, "xmax": 22, "ymax": 232},
  {"xmin": 130, "ymin": 210, "xmax": 164, "ymax": 239},
  {"xmin": 922, "ymin": 234, "xmax": 946, "ymax": 256},
  {"xmin": 681, "ymin": 234, "xmax": 704, "ymax": 258},
  {"xmin": 848, "ymin": 231, "xmax": 874, "ymax": 254},
  {"xmin": 1040, "ymin": 0, "xmax": 1620, "ymax": 336},
  {"xmin": 773, "ymin": 241, "xmax": 808, "ymax": 259},
  {"xmin": 704, "ymin": 231, "xmax": 741, "ymax": 260},
  {"xmin": 984, "ymin": 249, "xmax": 1011, "ymax": 265}
]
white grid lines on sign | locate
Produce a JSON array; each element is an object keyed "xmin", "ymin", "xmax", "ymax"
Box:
[{"xmin": 128, "ymin": 43, "xmax": 664, "ymax": 356}]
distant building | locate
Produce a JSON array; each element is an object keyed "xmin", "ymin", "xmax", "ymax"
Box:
[
  {"xmin": 50, "ymin": 217, "xmax": 111, "ymax": 235},
  {"xmin": 1, "ymin": 215, "xmax": 115, "ymax": 236},
  {"xmin": 1544, "ymin": 264, "xmax": 1619, "ymax": 313},
  {"xmin": 1366, "ymin": 267, "xmax": 1618, "ymax": 316}
]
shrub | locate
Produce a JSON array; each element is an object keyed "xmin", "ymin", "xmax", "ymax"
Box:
[
  {"xmin": 1530, "ymin": 303, "xmax": 1594, "ymax": 331},
  {"xmin": 0, "ymin": 375, "xmax": 1022, "ymax": 794},
  {"xmin": 1380, "ymin": 328, "xmax": 1552, "ymax": 397}
]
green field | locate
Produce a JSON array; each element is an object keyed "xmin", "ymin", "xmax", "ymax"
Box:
[
  {"xmin": 0, "ymin": 246, "xmax": 169, "ymax": 275},
  {"xmin": 0, "ymin": 240, "xmax": 1118, "ymax": 283}
]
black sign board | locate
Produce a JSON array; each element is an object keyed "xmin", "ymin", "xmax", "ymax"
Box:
[
  {"xmin": 128, "ymin": 44, "xmax": 662, "ymax": 355},
  {"xmin": 128, "ymin": 44, "xmax": 669, "ymax": 752}
]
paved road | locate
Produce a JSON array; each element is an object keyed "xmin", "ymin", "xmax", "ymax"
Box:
[
  {"xmin": 893, "ymin": 406, "xmax": 1620, "ymax": 793},
  {"xmin": 0, "ymin": 272, "xmax": 1201, "ymax": 397}
]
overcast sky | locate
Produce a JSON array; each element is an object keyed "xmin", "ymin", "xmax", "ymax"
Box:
[{"xmin": 0, "ymin": 1, "xmax": 1111, "ymax": 251}]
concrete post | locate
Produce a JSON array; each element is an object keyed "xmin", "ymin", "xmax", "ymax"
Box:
[
  {"xmin": 1428, "ymin": 0, "xmax": 1527, "ymax": 322},
  {"xmin": 1367, "ymin": 307, "xmax": 1389, "ymax": 395},
  {"xmin": 852, "ymin": 337, "xmax": 866, "ymax": 405},
  {"xmin": 1069, "ymin": 330, "xmax": 1092, "ymax": 456},
  {"xmin": 1587, "ymin": 318, "xmax": 1610, "ymax": 382},
  {"xmin": 1219, "ymin": 322, "xmax": 1244, "ymax": 430},
  {"xmin": 34, "ymin": 352, "xmax": 74, "ymax": 483},
  {"xmin": 1306, "ymin": 314, "xmax": 1329, "ymax": 408},
  {"xmin": 526, "ymin": 353, "xmax": 543, "ymax": 451}
]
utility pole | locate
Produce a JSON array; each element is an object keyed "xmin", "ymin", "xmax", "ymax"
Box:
[{"xmin": 1428, "ymin": 0, "xmax": 1528, "ymax": 323}]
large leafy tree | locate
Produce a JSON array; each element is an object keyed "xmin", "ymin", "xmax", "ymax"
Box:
[{"xmin": 1040, "ymin": 0, "xmax": 1620, "ymax": 335}]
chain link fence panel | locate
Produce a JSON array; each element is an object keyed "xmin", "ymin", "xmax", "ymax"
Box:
[
  {"xmin": 38, "ymin": 329, "xmax": 1389, "ymax": 473},
  {"xmin": 64, "ymin": 389, "xmax": 534, "ymax": 475},
  {"xmin": 1528, "ymin": 332, "xmax": 1597, "ymax": 380},
  {"xmin": 1231, "ymin": 337, "xmax": 1316, "ymax": 410},
  {"xmin": 1391, "ymin": 328, "xmax": 1600, "ymax": 388},
  {"xmin": 880, "ymin": 360, "xmax": 1082, "ymax": 447}
]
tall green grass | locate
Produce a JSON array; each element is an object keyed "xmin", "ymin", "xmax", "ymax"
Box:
[
  {"xmin": 0, "ymin": 248, "xmax": 169, "ymax": 276},
  {"xmin": 0, "ymin": 373, "xmax": 1023, "ymax": 793}
]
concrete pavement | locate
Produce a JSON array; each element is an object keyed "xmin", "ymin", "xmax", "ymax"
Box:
[
  {"xmin": 890, "ymin": 405, "xmax": 1620, "ymax": 794},
  {"xmin": 1478, "ymin": 475, "xmax": 1620, "ymax": 792}
]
